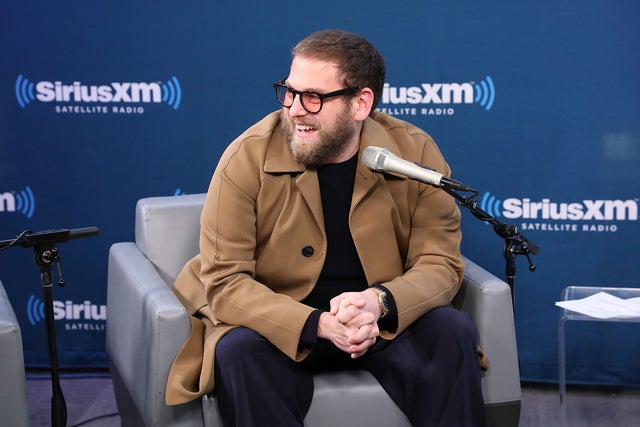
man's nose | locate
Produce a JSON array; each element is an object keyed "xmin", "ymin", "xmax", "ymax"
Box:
[{"xmin": 288, "ymin": 93, "xmax": 307, "ymax": 116}]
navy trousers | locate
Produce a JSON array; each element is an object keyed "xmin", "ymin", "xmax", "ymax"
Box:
[{"xmin": 214, "ymin": 306, "xmax": 486, "ymax": 427}]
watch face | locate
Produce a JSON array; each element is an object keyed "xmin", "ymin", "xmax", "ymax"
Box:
[{"xmin": 376, "ymin": 290, "xmax": 389, "ymax": 317}]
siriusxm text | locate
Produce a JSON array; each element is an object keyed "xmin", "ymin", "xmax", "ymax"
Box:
[
  {"xmin": 35, "ymin": 81, "xmax": 162, "ymax": 103},
  {"xmin": 503, "ymin": 198, "xmax": 638, "ymax": 221},
  {"xmin": 53, "ymin": 300, "xmax": 106, "ymax": 321},
  {"xmin": 382, "ymin": 82, "xmax": 474, "ymax": 105}
]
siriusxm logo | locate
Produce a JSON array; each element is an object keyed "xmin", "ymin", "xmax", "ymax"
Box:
[
  {"xmin": 479, "ymin": 192, "xmax": 638, "ymax": 233},
  {"xmin": 480, "ymin": 193, "xmax": 638, "ymax": 221},
  {"xmin": 0, "ymin": 186, "xmax": 35, "ymax": 218},
  {"xmin": 381, "ymin": 76, "xmax": 495, "ymax": 111},
  {"xmin": 15, "ymin": 74, "xmax": 182, "ymax": 111},
  {"xmin": 26, "ymin": 295, "xmax": 106, "ymax": 326}
]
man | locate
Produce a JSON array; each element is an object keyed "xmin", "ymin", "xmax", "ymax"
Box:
[{"xmin": 166, "ymin": 29, "xmax": 486, "ymax": 426}]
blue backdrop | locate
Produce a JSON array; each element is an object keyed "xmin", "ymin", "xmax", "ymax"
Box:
[{"xmin": 1, "ymin": 1, "xmax": 639, "ymax": 386}]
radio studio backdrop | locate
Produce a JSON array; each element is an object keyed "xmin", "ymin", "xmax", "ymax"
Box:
[{"xmin": 1, "ymin": 1, "xmax": 638, "ymax": 386}]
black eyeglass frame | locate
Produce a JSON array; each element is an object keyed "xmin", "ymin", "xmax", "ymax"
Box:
[{"xmin": 273, "ymin": 79, "xmax": 360, "ymax": 114}]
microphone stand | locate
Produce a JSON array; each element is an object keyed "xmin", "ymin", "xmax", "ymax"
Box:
[
  {"xmin": 437, "ymin": 183, "xmax": 539, "ymax": 301},
  {"xmin": 0, "ymin": 227, "xmax": 99, "ymax": 427}
]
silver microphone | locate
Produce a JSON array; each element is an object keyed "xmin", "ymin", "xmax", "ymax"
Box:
[{"xmin": 362, "ymin": 146, "xmax": 474, "ymax": 192}]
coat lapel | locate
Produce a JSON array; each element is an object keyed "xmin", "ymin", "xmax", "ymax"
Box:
[{"xmin": 352, "ymin": 116, "xmax": 406, "ymax": 211}]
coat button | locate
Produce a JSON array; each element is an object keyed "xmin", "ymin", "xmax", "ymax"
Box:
[{"xmin": 301, "ymin": 246, "xmax": 314, "ymax": 257}]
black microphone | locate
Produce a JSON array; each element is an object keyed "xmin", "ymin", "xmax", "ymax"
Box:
[
  {"xmin": 362, "ymin": 146, "xmax": 475, "ymax": 192},
  {"xmin": 0, "ymin": 227, "xmax": 99, "ymax": 249}
]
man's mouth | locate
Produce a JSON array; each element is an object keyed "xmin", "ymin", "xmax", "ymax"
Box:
[{"xmin": 295, "ymin": 124, "xmax": 317, "ymax": 136}]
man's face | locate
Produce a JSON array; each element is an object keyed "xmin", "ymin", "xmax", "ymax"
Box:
[{"xmin": 280, "ymin": 56, "xmax": 358, "ymax": 166}]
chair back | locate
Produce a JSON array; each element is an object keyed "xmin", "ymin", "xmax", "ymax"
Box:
[
  {"xmin": 135, "ymin": 193, "xmax": 206, "ymax": 285},
  {"xmin": 0, "ymin": 280, "xmax": 29, "ymax": 427}
]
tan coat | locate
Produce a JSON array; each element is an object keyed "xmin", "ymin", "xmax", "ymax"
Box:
[{"xmin": 165, "ymin": 111, "xmax": 464, "ymax": 405}]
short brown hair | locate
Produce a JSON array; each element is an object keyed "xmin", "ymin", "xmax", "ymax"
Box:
[{"xmin": 292, "ymin": 29, "xmax": 386, "ymax": 114}]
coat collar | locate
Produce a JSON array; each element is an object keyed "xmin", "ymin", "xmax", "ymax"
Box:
[{"xmin": 259, "ymin": 111, "xmax": 407, "ymax": 233}]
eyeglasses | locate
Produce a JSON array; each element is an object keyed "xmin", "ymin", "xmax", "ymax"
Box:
[{"xmin": 273, "ymin": 80, "xmax": 359, "ymax": 114}]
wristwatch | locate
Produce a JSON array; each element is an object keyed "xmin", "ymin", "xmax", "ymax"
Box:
[{"xmin": 370, "ymin": 287, "xmax": 389, "ymax": 318}]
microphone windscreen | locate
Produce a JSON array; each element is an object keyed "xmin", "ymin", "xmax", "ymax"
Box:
[{"xmin": 362, "ymin": 146, "xmax": 387, "ymax": 171}]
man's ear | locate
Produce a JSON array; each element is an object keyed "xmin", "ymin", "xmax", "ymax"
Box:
[{"xmin": 353, "ymin": 87, "xmax": 375, "ymax": 121}]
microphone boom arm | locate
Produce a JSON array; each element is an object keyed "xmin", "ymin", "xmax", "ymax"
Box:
[
  {"xmin": 362, "ymin": 146, "xmax": 539, "ymax": 302},
  {"xmin": 437, "ymin": 183, "xmax": 539, "ymax": 300}
]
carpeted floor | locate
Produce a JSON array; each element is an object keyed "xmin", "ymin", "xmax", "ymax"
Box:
[{"xmin": 27, "ymin": 371, "xmax": 119, "ymax": 427}]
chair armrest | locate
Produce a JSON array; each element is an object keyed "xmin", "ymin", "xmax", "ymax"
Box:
[
  {"xmin": 106, "ymin": 242, "xmax": 202, "ymax": 426},
  {"xmin": 0, "ymin": 280, "xmax": 29, "ymax": 427},
  {"xmin": 455, "ymin": 256, "xmax": 521, "ymax": 405}
]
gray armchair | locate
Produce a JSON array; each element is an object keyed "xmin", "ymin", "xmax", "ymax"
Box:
[
  {"xmin": 106, "ymin": 194, "xmax": 521, "ymax": 427},
  {"xmin": 0, "ymin": 280, "xmax": 30, "ymax": 427}
]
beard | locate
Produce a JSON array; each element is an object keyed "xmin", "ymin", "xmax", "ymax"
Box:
[{"xmin": 281, "ymin": 104, "xmax": 356, "ymax": 166}]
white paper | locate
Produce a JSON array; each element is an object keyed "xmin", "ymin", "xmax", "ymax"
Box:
[{"xmin": 555, "ymin": 292, "xmax": 640, "ymax": 319}]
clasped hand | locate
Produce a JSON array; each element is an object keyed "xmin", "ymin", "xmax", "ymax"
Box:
[{"xmin": 317, "ymin": 289, "xmax": 381, "ymax": 359}]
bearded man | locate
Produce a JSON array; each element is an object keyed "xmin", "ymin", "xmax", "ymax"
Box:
[{"xmin": 166, "ymin": 29, "xmax": 486, "ymax": 427}]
